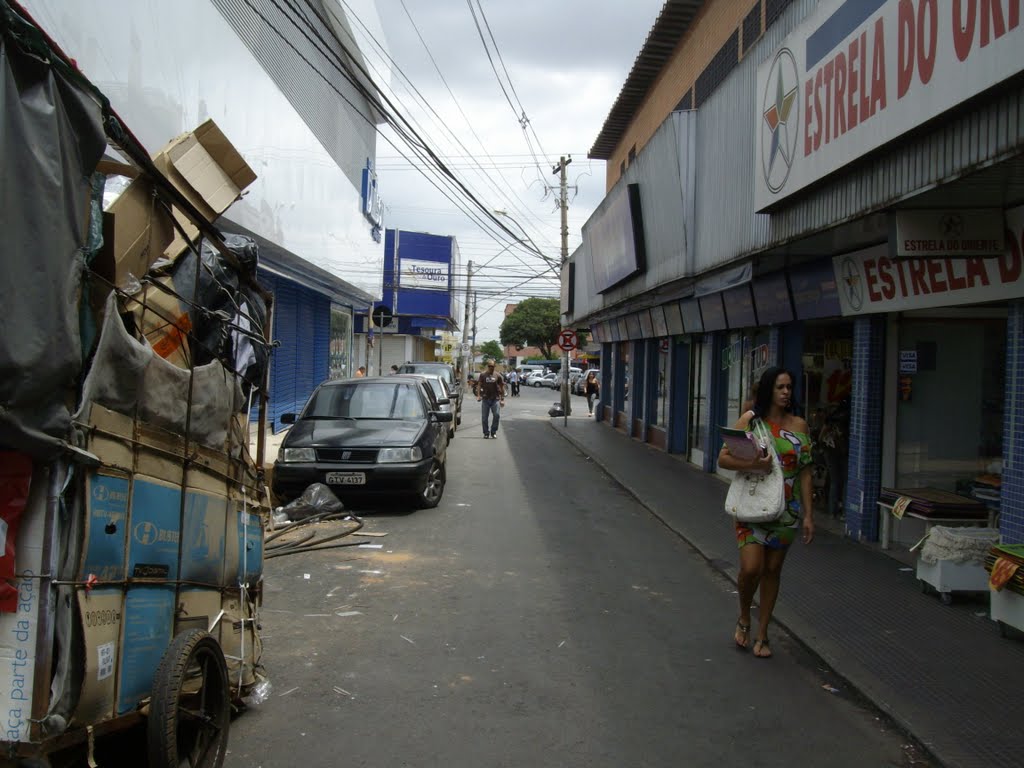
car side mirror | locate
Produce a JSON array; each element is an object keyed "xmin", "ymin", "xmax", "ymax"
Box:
[
  {"xmin": 438, "ymin": 397, "xmax": 451, "ymax": 406},
  {"xmin": 280, "ymin": 413, "xmax": 296, "ymax": 425},
  {"xmin": 431, "ymin": 411, "xmax": 454, "ymax": 423}
]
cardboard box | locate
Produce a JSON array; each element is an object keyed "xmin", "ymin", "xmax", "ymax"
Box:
[
  {"xmin": 0, "ymin": 465, "xmax": 49, "ymax": 743},
  {"xmin": 108, "ymin": 119, "xmax": 256, "ymax": 286},
  {"xmin": 107, "ymin": 176, "xmax": 175, "ymax": 288},
  {"xmin": 123, "ymin": 279, "xmax": 192, "ymax": 368},
  {"xmin": 72, "ymin": 588, "xmax": 123, "ymax": 726},
  {"xmin": 154, "ymin": 120, "xmax": 257, "ymax": 261}
]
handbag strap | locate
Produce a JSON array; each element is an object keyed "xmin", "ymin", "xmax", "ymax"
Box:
[{"xmin": 752, "ymin": 418, "xmax": 779, "ymax": 460}]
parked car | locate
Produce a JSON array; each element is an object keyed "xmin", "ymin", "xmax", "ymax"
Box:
[
  {"xmin": 272, "ymin": 377, "xmax": 452, "ymax": 509},
  {"xmin": 533, "ymin": 372, "xmax": 559, "ymax": 388},
  {"xmin": 396, "ymin": 373, "xmax": 456, "ymax": 438},
  {"xmin": 396, "ymin": 361, "xmax": 462, "ymax": 424}
]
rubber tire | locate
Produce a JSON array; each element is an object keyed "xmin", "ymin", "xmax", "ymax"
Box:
[
  {"xmin": 148, "ymin": 629, "xmax": 231, "ymax": 768},
  {"xmin": 415, "ymin": 460, "xmax": 446, "ymax": 509}
]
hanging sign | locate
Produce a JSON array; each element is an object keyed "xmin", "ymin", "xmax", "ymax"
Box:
[{"xmin": 835, "ymin": 207, "xmax": 1024, "ymax": 315}]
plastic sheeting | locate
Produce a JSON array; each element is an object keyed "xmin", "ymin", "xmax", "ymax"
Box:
[
  {"xmin": 77, "ymin": 293, "xmax": 245, "ymax": 450},
  {"xmin": 0, "ymin": 29, "xmax": 107, "ymax": 459}
]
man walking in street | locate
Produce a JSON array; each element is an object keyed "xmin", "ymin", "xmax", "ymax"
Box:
[{"xmin": 476, "ymin": 361, "xmax": 505, "ymax": 438}]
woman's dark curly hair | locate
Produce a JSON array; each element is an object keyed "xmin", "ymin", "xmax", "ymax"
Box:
[{"xmin": 752, "ymin": 366, "xmax": 796, "ymax": 418}]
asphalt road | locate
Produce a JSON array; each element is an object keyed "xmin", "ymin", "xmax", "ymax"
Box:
[{"xmin": 222, "ymin": 386, "xmax": 924, "ymax": 768}]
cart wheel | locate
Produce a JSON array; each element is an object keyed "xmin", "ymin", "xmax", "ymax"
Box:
[
  {"xmin": 939, "ymin": 592, "xmax": 953, "ymax": 606},
  {"xmin": 918, "ymin": 580, "xmax": 929, "ymax": 594},
  {"xmin": 148, "ymin": 629, "xmax": 230, "ymax": 768}
]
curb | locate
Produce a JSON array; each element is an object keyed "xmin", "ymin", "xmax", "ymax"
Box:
[{"xmin": 550, "ymin": 421, "xmax": 946, "ymax": 767}]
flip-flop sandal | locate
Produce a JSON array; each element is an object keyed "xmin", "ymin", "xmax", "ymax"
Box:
[
  {"xmin": 753, "ymin": 638, "xmax": 772, "ymax": 658},
  {"xmin": 734, "ymin": 620, "xmax": 751, "ymax": 649}
]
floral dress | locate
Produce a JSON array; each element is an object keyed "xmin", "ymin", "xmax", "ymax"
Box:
[{"xmin": 735, "ymin": 418, "xmax": 812, "ymax": 550}]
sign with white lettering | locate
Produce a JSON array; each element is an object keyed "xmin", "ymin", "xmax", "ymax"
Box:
[
  {"xmin": 834, "ymin": 205, "xmax": 1024, "ymax": 315},
  {"xmin": 896, "ymin": 209, "xmax": 1004, "ymax": 257},
  {"xmin": 899, "ymin": 350, "xmax": 918, "ymax": 373},
  {"xmin": 400, "ymin": 258, "xmax": 449, "ymax": 291},
  {"xmin": 755, "ymin": 0, "xmax": 1024, "ymax": 211}
]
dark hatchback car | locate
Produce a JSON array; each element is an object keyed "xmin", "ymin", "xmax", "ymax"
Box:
[{"xmin": 272, "ymin": 377, "xmax": 452, "ymax": 509}]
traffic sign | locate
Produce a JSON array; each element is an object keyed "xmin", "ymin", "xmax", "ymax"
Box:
[
  {"xmin": 460, "ymin": 342, "xmax": 471, "ymax": 354},
  {"xmin": 557, "ymin": 329, "xmax": 578, "ymax": 351},
  {"xmin": 371, "ymin": 305, "xmax": 393, "ymax": 327}
]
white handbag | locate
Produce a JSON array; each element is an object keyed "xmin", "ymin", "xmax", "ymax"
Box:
[{"xmin": 724, "ymin": 419, "xmax": 786, "ymax": 523}]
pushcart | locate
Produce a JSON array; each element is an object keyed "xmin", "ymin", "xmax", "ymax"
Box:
[{"xmin": 1, "ymin": 4, "xmax": 273, "ymax": 764}]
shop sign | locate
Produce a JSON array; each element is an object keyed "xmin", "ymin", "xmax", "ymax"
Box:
[
  {"xmin": 360, "ymin": 159, "xmax": 383, "ymax": 243},
  {"xmin": 835, "ymin": 206, "xmax": 1024, "ymax": 315},
  {"xmin": 895, "ymin": 210, "xmax": 1004, "ymax": 257},
  {"xmin": 754, "ymin": 0, "xmax": 1024, "ymax": 211},
  {"xmin": 400, "ymin": 258, "xmax": 449, "ymax": 291}
]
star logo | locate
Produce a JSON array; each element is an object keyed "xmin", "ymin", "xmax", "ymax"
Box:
[
  {"xmin": 940, "ymin": 213, "xmax": 964, "ymax": 238},
  {"xmin": 841, "ymin": 258, "xmax": 864, "ymax": 312},
  {"xmin": 760, "ymin": 48, "xmax": 800, "ymax": 194}
]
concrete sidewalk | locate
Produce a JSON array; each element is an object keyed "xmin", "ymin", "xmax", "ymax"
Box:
[{"xmin": 552, "ymin": 417, "xmax": 1024, "ymax": 768}]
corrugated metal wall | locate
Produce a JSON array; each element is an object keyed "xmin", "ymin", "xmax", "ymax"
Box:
[
  {"xmin": 261, "ymin": 272, "xmax": 331, "ymax": 430},
  {"xmin": 211, "ymin": 0, "xmax": 377, "ymax": 191},
  {"xmin": 571, "ymin": 110, "xmax": 697, "ymax": 323}
]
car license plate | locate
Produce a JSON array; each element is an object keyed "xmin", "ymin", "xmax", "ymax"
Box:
[{"xmin": 326, "ymin": 472, "xmax": 366, "ymax": 486}]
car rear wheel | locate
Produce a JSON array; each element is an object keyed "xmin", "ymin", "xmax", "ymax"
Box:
[{"xmin": 416, "ymin": 460, "xmax": 446, "ymax": 509}]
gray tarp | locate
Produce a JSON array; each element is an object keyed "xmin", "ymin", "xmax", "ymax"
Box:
[
  {"xmin": 77, "ymin": 292, "xmax": 245, "ymax": 450},
  {"xmin": 0, "ymin": 31, "xmax": 107, "ymax": 459}
]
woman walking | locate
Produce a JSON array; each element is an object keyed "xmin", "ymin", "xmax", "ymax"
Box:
[
  {"xmin": 717, "ymin": 367, "xmax": 814, "ymax": 658},
  {"xmin": 584, "ymin": 371, "xmax": 600, "ymax": 415}
]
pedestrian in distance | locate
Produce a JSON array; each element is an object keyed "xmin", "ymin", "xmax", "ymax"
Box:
[
  {"xmin": 507, "ymin": 369, "xmax": 520, "ymax": 397},
  {"xmin": 717, "ymin": 366, "xmax": 814, "ymax": 659},
  {"xmin": 389, "ymin": 364, "xmax": 399, "ymax": 374},
  {"xmin": 584, "ymin": 371, "xmax": 600, "ymax": 415},
  {"xmin": 355, "ymin": 366, "xmax": 366, "ymax": 378},
  {"xmin": 476, "ymin": 361, "xmax": 505, "ymax": 438}
]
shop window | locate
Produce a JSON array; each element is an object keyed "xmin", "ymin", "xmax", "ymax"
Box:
[
  {"xmin": 895, "ymin": 319, "xmax": 1006, "ymax": 494},
  {"xmin": 652, "ymin": 340, "xmax": 669, "ymax": 428},
  {"xmin": 690, "ymin": 336, "xmax": 712, "ymax": 460},
  {"xmin": 329, "ymin": 305, "xmax": 352, "ymax": 379}
]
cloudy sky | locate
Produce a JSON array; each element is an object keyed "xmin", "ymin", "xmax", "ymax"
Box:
[{"xmin": 352, "ymin": 0, "xmax": 667, "ymax": 343}]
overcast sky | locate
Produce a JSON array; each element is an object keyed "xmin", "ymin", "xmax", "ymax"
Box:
[{"xmin": 355, "ymin": 0, "xmax": 667, "ymax": 344}]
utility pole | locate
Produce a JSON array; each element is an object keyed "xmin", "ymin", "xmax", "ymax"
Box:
[
  {"xmin": 471, "ymin": 291, "xmax": 478, "ymax": 368},
  {"xmin": 553, "ymin": 155, "xmax": 572, "ymax": 425},
  {"xmin": 461, "ymin": 260, "xmax": 473, "ymax": 379}
]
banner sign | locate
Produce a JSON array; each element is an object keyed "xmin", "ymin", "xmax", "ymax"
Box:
[
  {"xmin": 400, "ymin": 258, "xmax": 449, "ymax": 291},
  {"xmin": 834, "ymin": 205, "xmax": 1024, "ymax": 315},
  {"xmin": 895, "ymin": 209, "xmax": 1004, "ymax": 257},
  {"xmin": 755, "ymin": 0, "xmax": 1024, "ymax": 211}
]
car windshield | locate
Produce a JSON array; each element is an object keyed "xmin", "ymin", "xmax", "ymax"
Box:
[
  {"xmin": 401, "ymin": 364, "xmax": 454, "ymax": 388},
  {"xmin": 303, "ymin": 382, "xmax": 426, "ymax": 420},
  {"xmin": 425, "ymin": 378, "xmax": 446, "ymax": 399}
]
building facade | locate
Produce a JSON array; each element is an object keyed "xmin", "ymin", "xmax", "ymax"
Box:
[
  {"xmin": 568, "ymin": 0, "xmax": 1024, "ymax": 544},
  {"xmin": 25, "ymin": 0, "xmax": 389, "ymax": 431},
  {"xmin": 354, "ymin": 229, "xmax": 463, "ymax": 373}
]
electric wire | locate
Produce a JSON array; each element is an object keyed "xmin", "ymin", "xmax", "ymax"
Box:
[
  {"xmin": 346, "ymin": 0, "xmax": 560, "ymax": 255},
  {"xmin": 270, "ymin": 0, "xmax": 550, "ymax": 267}
]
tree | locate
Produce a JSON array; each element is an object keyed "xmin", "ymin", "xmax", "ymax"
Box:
[
  {"xmin": 499, "ymin": 298, "xmax": 562, "ymax": 359},
  {"xmin": 479, "ymin": 340, "xmax": 504, "ymax": 362}
]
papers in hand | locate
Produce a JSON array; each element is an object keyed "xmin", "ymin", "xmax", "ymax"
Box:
[{"xmin": 720, "ymin": 426, "xmax": 761, "ymax": 461}]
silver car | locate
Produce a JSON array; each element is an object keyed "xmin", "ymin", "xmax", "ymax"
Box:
[{"xmin": 397, "ymin": 374, "xmax": 456, "ymax": 438}]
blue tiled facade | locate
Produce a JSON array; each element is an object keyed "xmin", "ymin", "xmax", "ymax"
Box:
[
  {"xmin": 1002, "ymin": 301, "xmax": 1024, "ymax": 544},
  {"xmin": 844, "ymin": 316, "xmax": 886, "ymax": 541},
  {"xmin": 768, "ymin": 327, "xmax": 780, "ymax": 367}
]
